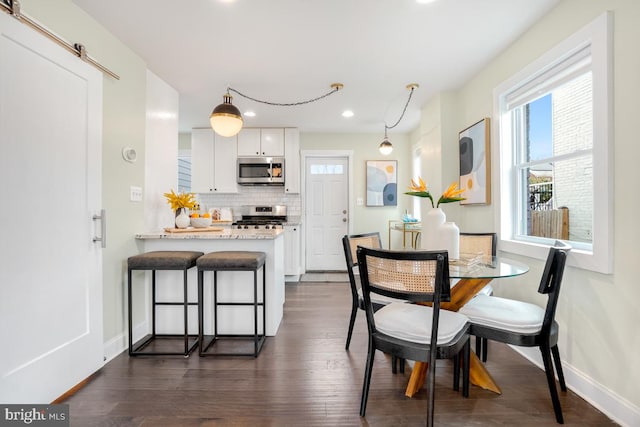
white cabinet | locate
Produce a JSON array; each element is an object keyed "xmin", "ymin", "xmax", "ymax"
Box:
[
  {"xmin": 237, "ymin": 128, "xmax": 284, "ymax": 157},
  {"xmin": 284, "ymin": 225, "xmax": 301, "ymax": 276},
  {"xmin": 284, "ymin": 128, "xmax": 300, "ymax": 194},
  {"xmin": 191, "ymin": 128, "xmax": 238, "ymax": 193}
]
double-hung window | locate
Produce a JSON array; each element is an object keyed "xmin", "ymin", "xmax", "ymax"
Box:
[{"xmin": 494, "ymin": 13, "xmax": 613, "ymax": 273}]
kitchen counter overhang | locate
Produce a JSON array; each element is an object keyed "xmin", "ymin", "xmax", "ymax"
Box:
[{"xmin": 134, "ymin": 229, "xmax": 285, "ymax": 338}]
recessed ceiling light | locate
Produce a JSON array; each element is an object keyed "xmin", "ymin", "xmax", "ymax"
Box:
[
  {"xmin": 416, "ymin": 0, "xmax": 438, "ymax": 4},
  {"xmin": 244, "ymin": 111, "xmax": 256, "ymax": 117},
  {"xmin": 342, "ymin": 110, "xmax": 354, "ymax": 118}
]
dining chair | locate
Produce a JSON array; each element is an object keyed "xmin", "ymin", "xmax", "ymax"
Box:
[
  {"xmin": 342, "ymin": 233, "xmax": 406, "ymax": 372},
  {"xmin": 458, "ymin": 241, "xmax": 571, "ymax": 424},
  {"xmin": 459, "ymin": 232, "xmax": 497, "ymax": 361},
  {"xmin": 357, "ymin": 246, "xmax": 470, "ymax": 426}
]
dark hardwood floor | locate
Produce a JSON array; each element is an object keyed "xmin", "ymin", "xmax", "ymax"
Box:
[{"xmin": 64, "ymin": 282, "xmax": 617, "ymax": 426}]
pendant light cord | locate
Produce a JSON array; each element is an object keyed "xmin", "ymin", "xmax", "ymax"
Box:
[
  {"xmin": 227, "ymin": 83, "xmax": 343, "ymax": 107},
  {"xmin": 385, "ymin": 84, "xmax": 417, "ymax": 132}
]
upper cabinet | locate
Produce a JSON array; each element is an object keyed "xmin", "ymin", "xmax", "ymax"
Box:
[
  {"xmin": 237, "ymin": 128, "xmax": 284, "ymax": 157},
  {"xmin": 191, "ymin": 128, "xmax": 238, "ymax": 193},
  {"xmin": 284, "ymin": 128, "xmax": 300, "ymax": 194}
]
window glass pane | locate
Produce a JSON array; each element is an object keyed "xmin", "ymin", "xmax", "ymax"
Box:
[
  {"xmin": 552, "ymin": 156, "xmax": 593, "ymax": 243},
  {"xmin": 311, "ymin": 164, "xmax": 343, "ymax": 175},
  {"xmin": 552, "ymin": 72, "xmax": 593, "ymax": 156},
  {"xmin": 310, "ymin": 165, "xmax": 326, "ymax": 174},
  {"xmin": 527, "ymin": 95, "xmax": 553, "ymax": 162},
  {"xmin": 521, "ymin": 156, "xmax": 592, "ymax": 244},
  {"xmin": 178, "ymin": 156, "xmax": 191, "ymax": 192}
]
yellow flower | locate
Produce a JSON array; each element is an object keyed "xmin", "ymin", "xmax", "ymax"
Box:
[
  {"xmin": 437, "ymin": 182, "xmax": 465, "ymax": 207},
  {"xmin": 405, "ymin": 177, "xmax": 466, "ymax": 208},
  {"xmin": 163, "ymin": 189, "xmax": 197, "ymax": 211},
  {"xmin": 410, "ymin": 176, "xmax": 427, "ymax": 192}
]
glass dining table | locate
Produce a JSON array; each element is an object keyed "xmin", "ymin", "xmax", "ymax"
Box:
[{"xmin": 405, "ymin": 255, "xmax": 529, "ymax": 397}]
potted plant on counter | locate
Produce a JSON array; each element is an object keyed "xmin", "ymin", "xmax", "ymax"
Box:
[{"xmin": 164, "ymin": 189, "xmax": 197, "ymax": 229}]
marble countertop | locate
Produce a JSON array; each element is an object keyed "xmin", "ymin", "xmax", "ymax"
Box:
[{"xmin": 136, "ymin": 228, "xmax": 284, "ymax": 240}]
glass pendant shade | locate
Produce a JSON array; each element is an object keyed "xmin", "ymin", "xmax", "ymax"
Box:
[
  {"xmin": 379, "ymin": 137, "xmax": 393, "ymax": 155},
  {"xmin": 210, "ymin": 93, "xmax": 243, "ymax": 137}
]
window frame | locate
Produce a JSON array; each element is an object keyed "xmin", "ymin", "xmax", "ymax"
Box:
[{"xmin": 493, "ymin": 12, "xmax": 613, "ymax": 274}]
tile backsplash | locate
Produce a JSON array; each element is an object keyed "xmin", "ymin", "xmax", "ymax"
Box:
[{"xmin": 196, "ymin": 187, "xmax": 301, "ymax": 219}]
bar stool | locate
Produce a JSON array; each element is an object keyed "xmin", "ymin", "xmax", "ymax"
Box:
[
  {"xmin": 197, "ymin": 251, "xmax": 266, "ymax": 357},
  {"xmin": 128, "ymin": 250, "xmax": 203, "ymax": 356}
]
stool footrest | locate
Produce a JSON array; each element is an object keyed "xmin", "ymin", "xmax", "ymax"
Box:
[
  {"xmin": 154, "ymin": 301, "xmax": 199, "ymax": 306},
  {"xmin": 130, "ymin": 334, "xmax": 199, "ymax": 357},
  {"xmin": 199, "ymin": 334, "xmax": 265, "ymax": 357},
  {"xmin": 215, "ymin": 301, "xmax": 264, "ymax": 306}
]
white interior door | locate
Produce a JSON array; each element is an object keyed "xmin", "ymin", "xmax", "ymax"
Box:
[
  {"xmin": 0, "ymin": 13, "xmax": 104, "ymax": 403},
  {"xmin": 305, "ymin": 157, "xmax": 349, "ymax": 271}
]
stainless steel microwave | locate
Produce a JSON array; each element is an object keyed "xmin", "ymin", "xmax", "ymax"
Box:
[{"xmin": 237, "ymin": 157, "xmax": 285, "ymax": 185}]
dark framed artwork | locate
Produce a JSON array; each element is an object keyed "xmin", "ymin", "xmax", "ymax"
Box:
[
  {"xmin": 366, "ymin": 160, "xmax": 398, "ymax": 206},
  {"xmin": 459, "ymin": 118, "xmax": 491, "ymax": 205}
]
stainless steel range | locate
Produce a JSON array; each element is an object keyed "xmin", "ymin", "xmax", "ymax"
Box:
[{"xmin": 233, "ymin": 205, "xmax": 287, "ymax": 230}]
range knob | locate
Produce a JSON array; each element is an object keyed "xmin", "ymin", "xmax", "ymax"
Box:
[
  {"xmin": 244, "ymin": 225, "xmax": 249, "ymax": 230},
  {"xmin": 265, "ymin": 225, "xmax": 271, "ymax": 230},
  {"xmin": 254, "ymin": 225, "xmax": 260, "ymax": 229}
]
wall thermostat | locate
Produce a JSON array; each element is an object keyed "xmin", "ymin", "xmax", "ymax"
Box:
[{"xmin": 122, "ymin": 147, "xmax": 137, "ymax": 163}]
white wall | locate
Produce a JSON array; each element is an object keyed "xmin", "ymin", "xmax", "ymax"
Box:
[
  {"xmin": 414, "ymin": 0, "xmax": 640, "ymax": 424},
  {"xmin": 145, "ymin": 70, "xmax": 179, "ymax": 231},
  {"xmin": 301, "ymin": 132, "xmax": 412, "ymax": 249}
]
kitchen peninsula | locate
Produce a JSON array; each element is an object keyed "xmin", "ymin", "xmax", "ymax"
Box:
[{"xmin": 135, "ymin": 228, "xmax": 285, "ymax": 337}]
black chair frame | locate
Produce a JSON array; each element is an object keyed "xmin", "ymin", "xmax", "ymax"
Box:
[
  {"xmin": 459, "ymin": 231, "xmax": 497, "ymax": 362},
  {"xmin": 467, "ymin": 242, "xmax": 570, "ymax": 424},
  {"xmin": 357, "ymin": 247, "xmax": 470, "ymax": 427},
  {"xmin": 343, "ymin": 233, "xmax": 405, "ymax": 373}
]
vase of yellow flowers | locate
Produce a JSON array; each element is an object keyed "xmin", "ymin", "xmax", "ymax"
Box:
[
  {"xmin": 164, "ymin": 189, "xmax": 197, "ymax": 229},
  {"xmin": 405, "ymin": 177, "xmax": 465, "ymax": 257}
]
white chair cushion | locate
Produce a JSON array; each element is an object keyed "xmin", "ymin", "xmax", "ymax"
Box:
[
  {"xmin": 357, "ymin": 287, "xmax": 405, "ymax": 305},
  {"xmin": 459, "ymin": 294, "xmax": 544, "ymax": 334},
  {"xmin": 374, "ymin": 302, "xmax": 469, "ymax": 345}
]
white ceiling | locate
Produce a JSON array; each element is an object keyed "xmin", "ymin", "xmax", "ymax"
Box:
[{"xmin": 72, "ymin": 0, "xmax": 559, "ymax": 134}]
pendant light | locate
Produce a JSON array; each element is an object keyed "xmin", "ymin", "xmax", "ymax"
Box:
[
  {"xmin": 209, "ymin": 92, "xmax": 243, "ymax": 137},
  {"xmin": 379, "ymin": 128, "xmax": 393, "ymax": 155},
  {"xmin": 209, "ymin": 83, "xmax": 344, "ymax": 137},
  {"xmin": 379, "ymin": 83, "xmax": 419, "ymax": 155}
]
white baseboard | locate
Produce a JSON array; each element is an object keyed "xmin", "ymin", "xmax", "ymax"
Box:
[
  {"xmin": 102, "ymin": 320, "xmax": 148, "ymax": 363},
  {"xmin": 511, "ymin": 346, "xmax": 640, "ymax": 427}
]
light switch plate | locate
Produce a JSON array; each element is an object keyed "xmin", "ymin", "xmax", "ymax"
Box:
[
  {"xmin": 356, "ymin": 197, "xmax": 364, "ymax": 206},
  {"xmin": 130, "ymin": 186, "xmax": 143, "ymax": 202}
]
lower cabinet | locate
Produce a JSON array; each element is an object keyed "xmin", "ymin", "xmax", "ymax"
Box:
[{"xmin": 284, "ymin": 225, "xmax": 301, "ymax": 277}]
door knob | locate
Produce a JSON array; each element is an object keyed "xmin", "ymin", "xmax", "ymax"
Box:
[
  {"xmin": 343, "ymin": 218, "xmax": 347, "ymax": 222},
  {"xmin": 343, "ymin": 210, "xmax": 347, "ymax": 214}
]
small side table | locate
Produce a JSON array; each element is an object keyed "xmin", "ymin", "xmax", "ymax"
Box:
[{"xmin": 388, "ymin": 220, "xmax": 422, "ymax": 249}]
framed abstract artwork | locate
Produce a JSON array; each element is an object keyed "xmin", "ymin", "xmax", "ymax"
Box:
[
  {"xmin": 366, "ymin": 160, "xmax": 397, "ymax": 206},
  {"xmin": 459, "ymin": 118, "xmax": 491, "ymax": 205}
]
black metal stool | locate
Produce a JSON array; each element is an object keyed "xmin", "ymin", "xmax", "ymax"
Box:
[
  {"xmin": 197, "ymin": 251, "xmax": 266, "ymax": 357},
  {"xmin": 128, "ymin": 250, "xmax": 203, "ymax": 356}
]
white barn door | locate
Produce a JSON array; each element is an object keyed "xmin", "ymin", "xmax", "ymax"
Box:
[{"xmin": 0, "ymin": 12, "xmax": 104, "ymax": 402}]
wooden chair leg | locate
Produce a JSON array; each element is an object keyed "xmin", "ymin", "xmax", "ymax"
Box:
[
  {"xmin": 551, "ymin": 345, "xmax": 567, "ymax": 391},
  {"xmin": 540, "ymin": 345, "xmax": 564, "ymax": 424}
]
